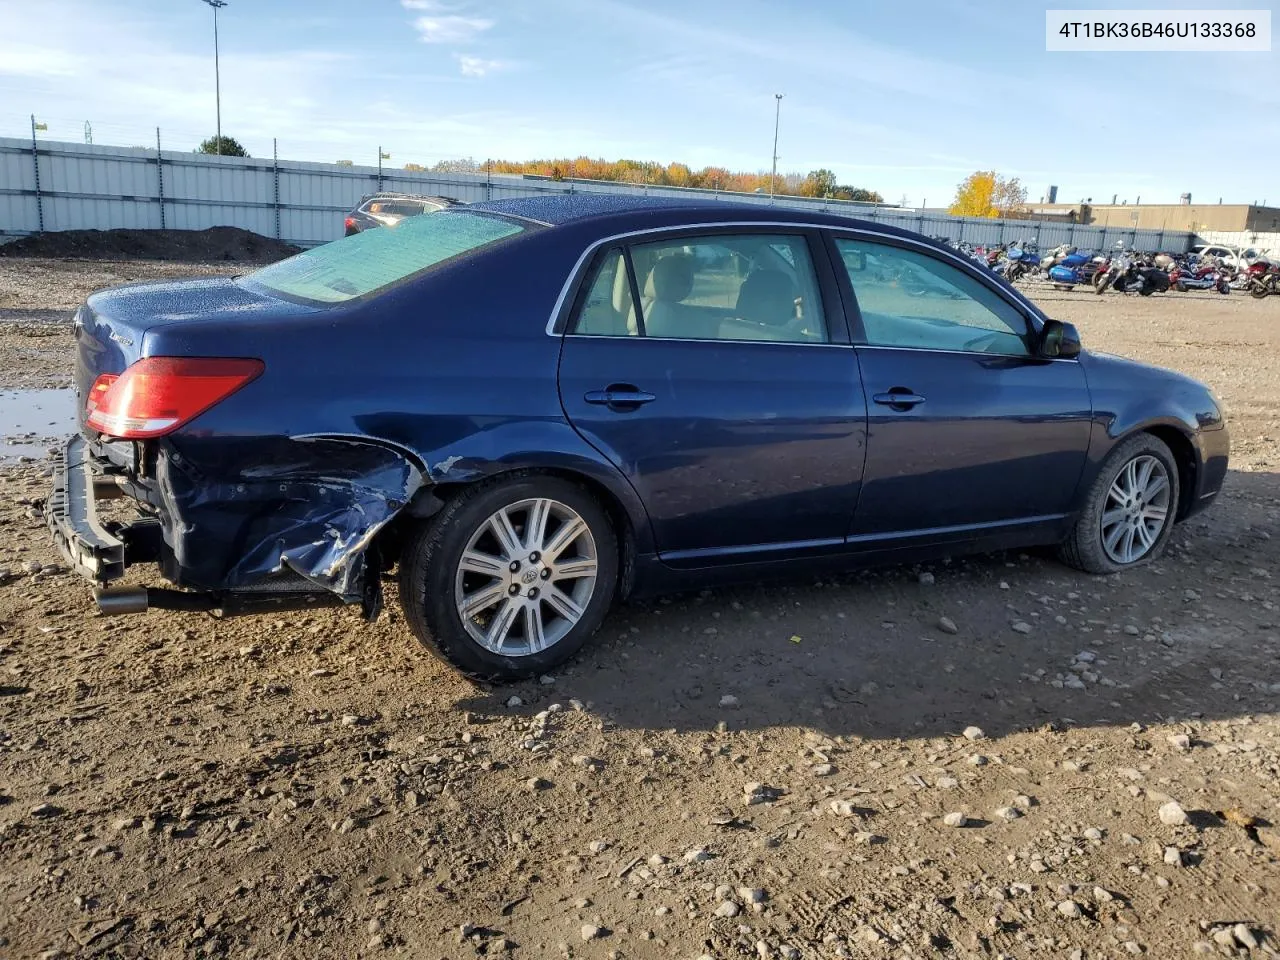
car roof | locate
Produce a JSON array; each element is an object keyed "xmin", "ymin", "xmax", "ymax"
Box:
[{"xmin": 467, "ymin": 193, "xmax": 920, "ymax": 241}]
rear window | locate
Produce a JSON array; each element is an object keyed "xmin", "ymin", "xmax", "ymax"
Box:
[{"xmin": 244, "ymin": 210, "xmax": 526, "ymax": 304}]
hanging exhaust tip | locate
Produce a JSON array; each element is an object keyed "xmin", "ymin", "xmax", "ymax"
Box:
[{"xmin": 95, "ymin": 586, "xmax": 149, "ymax": 615}]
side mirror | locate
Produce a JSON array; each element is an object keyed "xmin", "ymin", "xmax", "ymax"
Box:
[{"xmin": 1039, "ymin": 319, "xmax": 1081, "ymax": 359}]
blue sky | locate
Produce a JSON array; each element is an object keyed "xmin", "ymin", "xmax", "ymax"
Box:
[{"xmin": 0, "ymin": 0, "xmax": 1276, "ymax": 207}]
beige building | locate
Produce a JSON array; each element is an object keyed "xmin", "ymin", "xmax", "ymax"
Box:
[{"xmin": 1025, "ymin": 202, "xmax": 1280, "ymax": 233}]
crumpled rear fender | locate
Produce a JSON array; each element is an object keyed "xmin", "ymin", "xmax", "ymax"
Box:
[
  {"xmin": 155, "ymin": 435, "xmax": 424, "ymax": 601},
  {"xmin": 153, "ymin": 421, "xmax": 652, "ymax": 602}
]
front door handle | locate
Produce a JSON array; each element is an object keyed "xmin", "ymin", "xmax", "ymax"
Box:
[
  {"xmin": 872, "ymin": 388, "xmax": 926, "ymax": 411},
  {"xmin": 584, "ymin": 384, "xmax": 657, "ymax": 412}
]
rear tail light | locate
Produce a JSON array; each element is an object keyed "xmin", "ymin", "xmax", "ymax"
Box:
[
  {"xmin": 86, "ymin": 357, "xmax": 264, "ymax": 439},
  {"xmin": 344, "ymin": 216, "xmax": 356, "ymax": 232}
]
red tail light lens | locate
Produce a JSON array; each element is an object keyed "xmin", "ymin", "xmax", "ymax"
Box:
[
  {"xmin": 86, "ymin": 357, "xmax": 264, "ymax": 439},
  {"xmin": 344, "ymin": 216, "xmax": 356, "ymax": 231}
]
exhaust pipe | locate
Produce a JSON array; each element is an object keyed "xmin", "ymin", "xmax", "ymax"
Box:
[{"xmin": 95, "ymin": 586, "xmax": 149, "ymax": 615}]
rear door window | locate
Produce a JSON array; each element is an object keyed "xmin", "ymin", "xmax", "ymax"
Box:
[{"xmin": 244, "ymin": 210, "xmax": 527, "ymax": 304}]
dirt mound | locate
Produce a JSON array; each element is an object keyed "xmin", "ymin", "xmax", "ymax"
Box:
[{"xmin": 0, "ymin": 227, "xmax": 301, "ymax": 263}]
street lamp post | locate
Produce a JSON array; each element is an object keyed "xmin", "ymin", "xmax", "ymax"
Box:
[
  {"xmin": 769, "ymin": 93, "xmax": 783, "ymax": 203},
  {"xmin": 202, "ymin": 0, "xmax": 228, "ymax": 155}
]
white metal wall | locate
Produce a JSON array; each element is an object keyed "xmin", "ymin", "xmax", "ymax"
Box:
[{"xmin": 0, "ymin": 137, "xmax": 1196, "ymax": 254}]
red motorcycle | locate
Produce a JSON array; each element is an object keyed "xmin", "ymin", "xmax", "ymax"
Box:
[
  {"xmin": 1168, "ymin": 262, "xmax": 1230, "ymax": 294},
  {"xmin": 1245, "ymin": 261, "xmax": 1279, "ymax": 299}
]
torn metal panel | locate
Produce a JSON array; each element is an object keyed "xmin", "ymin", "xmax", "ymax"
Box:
[{"xmin": 154, "ymin": 437, "xmax": 424, "ymax": 600}]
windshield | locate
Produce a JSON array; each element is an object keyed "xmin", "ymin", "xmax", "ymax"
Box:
[{"xmin": 244, "ymin": 210, "xmax": 527, "ymax": 304}]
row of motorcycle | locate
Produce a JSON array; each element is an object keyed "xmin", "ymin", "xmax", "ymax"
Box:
[{"xmin": 935, "ymin": 239, "xmax": 1280, "ymax": 298}]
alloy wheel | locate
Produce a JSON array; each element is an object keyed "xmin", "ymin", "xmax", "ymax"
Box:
[
  {"xmin": 453, "ymin": 498, "xmax": 598, "ymax": 655},
  {"xmin": 1099, "ymin": 455, "xmax": 1171, "ymax": 565}
]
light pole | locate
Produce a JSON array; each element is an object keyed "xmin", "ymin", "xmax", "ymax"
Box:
[
  {"xmin": 769, "ymin": 93, "xmax": 783, "ymax": 202},
  {"xmin": 202, "ymin": 0, "xmax": 227, "ymax": 154}
]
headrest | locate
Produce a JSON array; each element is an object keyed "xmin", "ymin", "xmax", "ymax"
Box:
[
  {"xmin": 644, "ymin": 255, "xmax": 695, "ymax": 303},
  {"xmin": 735, "ymin": 270, "xmax": 796, "ymax": 326}
]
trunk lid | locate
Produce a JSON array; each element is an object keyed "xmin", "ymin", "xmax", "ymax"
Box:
[{"xmin": 75, "ymin": 276, "xmax": 316, "ymax": 434}]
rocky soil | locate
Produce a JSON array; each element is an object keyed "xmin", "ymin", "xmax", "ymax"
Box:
[{"xmin": 0, "ymin": 259, "xmax": 1278, "ymax": 959}]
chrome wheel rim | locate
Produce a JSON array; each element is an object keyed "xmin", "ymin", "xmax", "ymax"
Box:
[
  {"xmin": 1100, "ymin": 455, "xmax": 1171, "ymax": 565},
  {"xmin": 453, "ymin": 498, "xmax": 598, "ymax": 656}
]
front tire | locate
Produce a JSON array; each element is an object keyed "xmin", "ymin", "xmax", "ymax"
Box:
[
  {"xmin": 399, "ymin": 475, "xmax": 618, "ymax": 681},
  {"xmin": 1060, "ymin": 433, "xmax": 1179, "ymax": 574}
]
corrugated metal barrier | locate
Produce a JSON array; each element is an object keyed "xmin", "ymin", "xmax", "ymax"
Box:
[{"xmin": 0, "ymin": 137, "xmax": 1194, "ymax": 254}]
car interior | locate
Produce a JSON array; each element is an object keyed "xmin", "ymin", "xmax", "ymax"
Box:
[{"xmin": 573, "ymin": 234, "xmax": 827, "ymax": 343}]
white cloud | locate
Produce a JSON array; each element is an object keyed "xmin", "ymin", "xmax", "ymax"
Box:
[
  {"xmin": 410, "ymin": 14, "xmax": 494, "ymax": 43},
  {"xmin": 455, "ymin": 54, "xmax": 510, "ymax": 77}
]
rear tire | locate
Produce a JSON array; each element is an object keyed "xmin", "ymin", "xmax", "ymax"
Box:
[
  {"xmin": 399, "ymin": 474, "xmax": 618, "ymax": 681},
  {"xmin": 1250, "ymin": 282, "xmax": 1270, "ymax": 299},
  {"xmin": 1060, "ymin": 433, "xmax": 1180, "ymax": 575}
]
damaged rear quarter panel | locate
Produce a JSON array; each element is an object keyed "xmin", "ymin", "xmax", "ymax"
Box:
[{"xmin": 140, "ymin": 226, "xmax": 653, "ymax": 600}]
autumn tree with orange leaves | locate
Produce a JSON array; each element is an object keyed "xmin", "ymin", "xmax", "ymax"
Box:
[{"xmin": 410, "ymin": 155, "xmax": 883, "ymax": 203}]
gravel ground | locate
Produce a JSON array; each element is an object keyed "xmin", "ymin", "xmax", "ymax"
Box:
[{"xmin": 1, "ymin": 259, "xmax": 1278, "ymax": 959}]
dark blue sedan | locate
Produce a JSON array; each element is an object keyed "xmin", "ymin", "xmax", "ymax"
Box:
[{"xmin": 44, "ymin": 196, "xmax": 1229, "ymax": 680}]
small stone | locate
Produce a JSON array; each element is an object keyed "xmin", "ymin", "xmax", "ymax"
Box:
[
  {"xmin": 589, "ymin": 840, "xmax": 609, "ymax": 854},
  {"xmin": 738, "ymin": 887, "xmax": 767, "ymax": 904},
  {"xmin": 937, "ymin": 616, "xmax": 959, "ymax": 635},
  {"xmin": 647, "ymin": 854, "xmax": 667, "ymax": 866},
  {"xmin": 854, "ymin": 831, "xmax": 885, "ymax": 845},
  {"xmin": 1074, "ymin": 650, "xmax": 1097, "ymax": 663},
  {"xmin": 683, "ymin": 848, "xmax": 711, "ymax": 863},
  {"xmin": 943, "ymin": 811, "xmax": 967, "ymax": 828},
  {"xmin": 967, "ymin": 754, "xmax": 988, "ymax": 767},
  {"xmin": 811, "ymin": 763, "xmax": 836, "ymax": 777},
  {"xmin": 580, "ymin": 923, "xmax": 605, "ymax": 941},
  {"xmin": 1013, "ymin": 795, "xmax": 1034, "ymax": 810},
  {"xmin": 918, "ymin": 572, "xmax": 935, "ymax": 586},
  {"xmin": 714, "ymin": 901, "xmax": 740, "ymax": 918},
  {"xmin": 30, "ymin": 803, "xmax": 62, "ymax": 818},
  {"xmin": 1213, "ymin": 929, "xmax": 1237, "ymax": 948},
  {"xmin": 993, "ymin": 806, "xmax": 1020, "ymax": 821},
  {"xmin": 1057, "ymin": 900, "xmax": 1082, "ymax": 919},
  {"xmin": 1158, "ymin": 801, "xmax": 1188, "ymax": 826},
  {"xmin": 935, "ymin": 776, "xmax": 958, "ymax": 789},
  {"xmin": 23, "ymin": 560, "xmax": 42, "ymax": 574},
  {"xmin": 1233, "ymin": 924, "xmax": 1259, "ymax": 950},
  {"xmin": 1092, "ymin": 886, "xmax": 1114, "ymax": 903},
  {"xmin": 1167, "ymin": 734, "xmax": 1191, "ymax": 752},
  {"xmin": 1083, "ymin": 827, "xmax": 1104, "ymax": 841},
  {"xmin": 367, "ymin": 919, "xmax": 384, "ymax": 935},
  {"xmin": 962, "ymin": 726, "xmax": 985, "ymax": 741},
  {"xmin": 1011, "ymin": 621, "xmax": 1032, "ymax": 634},
  {"xmin": 505, "ymin": 696, "xmax": 523, "ymax": 708},
  {"xmin": 1163, "ymin": 846, "xmax": 1182, "ymax": 867},
  {"xmin": 828, "ymin": 800, "xmax": 859, "ymax": 818},
  {"xmin": 718, "ymin": 695, "xmax": 739, "ymax": 709},
  {"xmin": 526, "ymin": 777, "xmax": 551, "ymax": 792},
  {"xmin": 238, "ymin": 644, "xmax": 260, "ymax": 657},
  {"xmin": 340, "ymin": 714, "xmax": 361, "ymax": 727},
  {"xmin": 539, "ymin": 674, "xmax": 556, "ymax": 685}
]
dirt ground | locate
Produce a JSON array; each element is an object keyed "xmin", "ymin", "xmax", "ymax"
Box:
[{"xmin": 1, "ymin": 259, "xmax": 1279, "ymax": 960}]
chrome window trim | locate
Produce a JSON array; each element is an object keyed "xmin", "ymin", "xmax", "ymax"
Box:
[
  {"xmin": 854, "ymin": 344, "xmax": 1079, "ymax": 363},
  {"xmin": 544, "ymin": 221, "xmax": 1049, "ymax": 338},
  {"xmin": 563, "ymin": 333, "xmax": 848, "ymax": 348}
]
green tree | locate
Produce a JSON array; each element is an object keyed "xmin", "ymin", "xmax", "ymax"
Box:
[
  {"xmin": 196, "ymin": 135, "xmax": 249, "ymax": 157},
  {"xmin": 801, "ymin": 168, "xmax": 839, "ymax": 197}
]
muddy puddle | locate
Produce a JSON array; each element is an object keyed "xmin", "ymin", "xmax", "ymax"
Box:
[{"xmin": 0, "ymin": 388, "xmax": 75, "ymax": 463}]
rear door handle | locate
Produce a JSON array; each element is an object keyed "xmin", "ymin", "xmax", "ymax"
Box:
[
  {"xmin": 872, "ymin": 389, "xmax": 926, "ymax": 410},
  {"xmin": 584, "ymin": 384, "xmax": 657, "ymax": 411}
]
